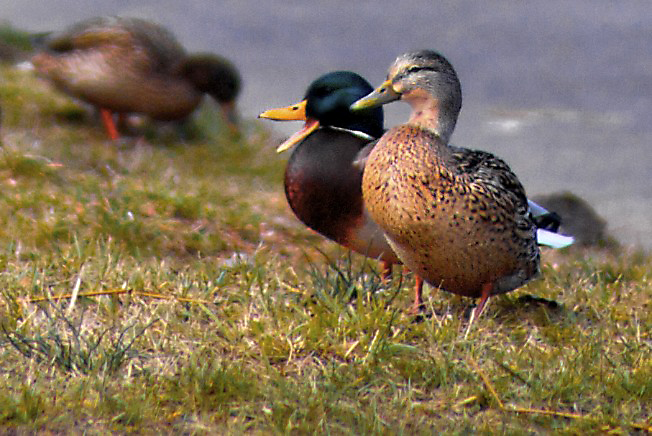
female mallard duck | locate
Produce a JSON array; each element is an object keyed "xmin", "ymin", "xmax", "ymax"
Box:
[
  {"xmin": 351, "ymin": 50, "xmax": 572, "ymax": 319},
  {"xmin": 259, "ymin": 71, "xmax": 425, "ymax": 310},
  {"xmin": 32, "ymin": 16, "xmax": 241, "ymax": 140}
]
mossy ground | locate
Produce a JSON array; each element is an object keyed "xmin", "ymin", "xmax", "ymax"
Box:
[{"xmin": 0, "ymin": 50, "xmax": 650, "ymax": 434}]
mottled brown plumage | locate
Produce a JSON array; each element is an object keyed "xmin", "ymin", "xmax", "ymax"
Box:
[
  {"xmin": 32, "ymin": 16, "xmax": 240, "ymax": 139},
  {"xmin": 351, "ymin": 50, "xmax": 541, "ymax": 317},
  {"xmin": 362, "ymin": 124, "xmax": 539, "ymax": 298}
]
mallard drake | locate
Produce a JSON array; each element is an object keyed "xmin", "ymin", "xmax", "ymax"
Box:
[
  {"xmin": 260, "ymin": 71, "xmax": 426, "ymax": 310},
  {"xmin": 351, "ymin": 50, "xmax": 572, "ymax": 319},
  {"xmin": 32, "ymin": 16, "xmax": 241, "ymax": 140}
]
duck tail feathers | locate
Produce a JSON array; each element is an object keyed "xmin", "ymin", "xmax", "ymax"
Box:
[
  {"xmin": 528, "ymin": 199, "xmax": 562, "ymax": 232},
  {"xmin": 537, "ymin": 228, "xmax": 574, "ymax": 248}
]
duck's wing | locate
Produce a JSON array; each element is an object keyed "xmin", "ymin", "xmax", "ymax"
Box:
[
  {"xmin": 536, "ymin": 228, "xmax": 574, "ymax": 248},
  {"xmin": 449, "ymin": 145, "xmax": 530, "ymax": 215},
  {"xmin": 449, "ymin": 145, "xmax": 573, "ymax": 249},
  {"xmin": 121, "ymin": 18, "xmax": 187, "ymax": 71},
  {"xmin": 528, "ymin": 199, "xmax": 561, "ymax": 231},
  {"xmin": 44, "ymin": 17, "xmax": 185, "ymax": 73},
  {"xmin": 352, "ymin": 138, "xmax": 378, "ymax": 171},
  {"xmin": 45, "ymin": 17, "xmax": 134, "ymax": 52},
  {"xmin": 528, "ymin": 199, "xmax": 574, "ymax": 248}
]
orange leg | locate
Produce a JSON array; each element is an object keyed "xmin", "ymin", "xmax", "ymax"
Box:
[
  {"xmin": 100, "ymin": 108, "xmax": 120, "ymax": 140},
  {"xmin": 464, "ymin": 282, "xmax": 494, "ymax": 337},
  {"xmin": 473, "ymin": 282, "xmax": 494, "ymax": 319},
  {"xmin": 410, "ymin": 275, "xmax": 425, "ymax": 314},
  {"xmin": 380, "ymin": 261, "xmax": 392, "ymax": 281}
]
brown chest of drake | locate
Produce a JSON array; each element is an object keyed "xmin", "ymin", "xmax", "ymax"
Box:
[{"xmin": 285, "ymin": 127, "xmax": 400, "ymax": 264}]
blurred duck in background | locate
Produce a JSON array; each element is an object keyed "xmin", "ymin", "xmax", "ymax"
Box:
[{"xmin": 32, "ymin": 16, "xmax": 240, "ymax": 140}]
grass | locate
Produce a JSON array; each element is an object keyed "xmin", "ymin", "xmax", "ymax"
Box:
[{"xmin": 0, "ymin": 57, "xmax": 650, "ymax": 434}]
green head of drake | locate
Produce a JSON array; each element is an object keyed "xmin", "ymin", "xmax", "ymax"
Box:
[
  {"xmin": 304, "ymin": 71, "xmax": 384, "ymax": 137},
  {"xmin": 260, "ymin": 71, "xmax": 384, "ymax": 151}
]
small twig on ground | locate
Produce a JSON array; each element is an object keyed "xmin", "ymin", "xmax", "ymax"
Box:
[
  {"xmin": 467, "ymin": 357, "xmax": 651, "ymax": 432},
  {"xmin": 468, "ymin": 356, "xmax": 504, "ymax": 409},
  {"xmin": 16, "ymin": 289, "xmax": 211, "ymax": 305}
]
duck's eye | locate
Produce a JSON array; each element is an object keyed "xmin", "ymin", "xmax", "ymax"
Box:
[{"xmin": 407, "ymin": 66, "xmax": 438, "ymax": 75}]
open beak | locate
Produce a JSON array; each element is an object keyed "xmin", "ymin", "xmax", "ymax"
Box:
[
  {"xmin": 259, "ymin": 99, "xmax": 307, "ymax": 121},
  {"xmin": 259, "ymin": 100, "xmax": 320, "ymax": 153},
  {"xmin": 350, "ymin": 79, "xmax": 401, "ymax": 111}
]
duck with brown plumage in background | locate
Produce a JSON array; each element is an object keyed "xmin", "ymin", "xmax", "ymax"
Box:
[{"xmin": 32, "ymin": 16, "xmax": 241, "ymax": 140}]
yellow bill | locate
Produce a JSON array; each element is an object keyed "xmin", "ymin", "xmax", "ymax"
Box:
[
  {"xmin": 259, "ymin": 99, "xmax": 307, "ymax": 121},
  {"xmin": 350, "ymin": 79, "xmax": 401, "ymax": 111},
  {"xmin": 259, "ymin": 100, "xmax": 321, "ymax": 153}
]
